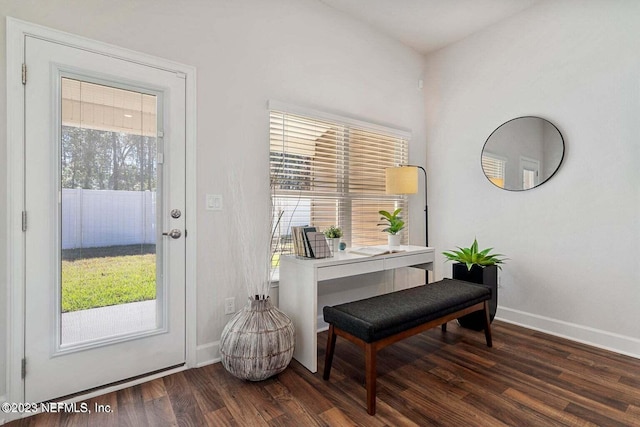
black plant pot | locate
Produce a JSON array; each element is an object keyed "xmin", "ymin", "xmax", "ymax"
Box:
[{"xmin": 452, "ymin": 263, "xmax": 498, "ymax": 331}]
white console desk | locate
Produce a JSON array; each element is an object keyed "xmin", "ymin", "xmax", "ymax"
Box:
[{"xmin": 279, "ymin": 245, "xmax": 435, "ymax": 373}]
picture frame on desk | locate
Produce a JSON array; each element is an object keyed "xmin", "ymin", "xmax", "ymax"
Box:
[{"xmin": 306, "ymin": 232, "xmax": 331, "ymax": 259}]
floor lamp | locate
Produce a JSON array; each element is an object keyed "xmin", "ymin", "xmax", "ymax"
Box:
[{"xmin": 385, "ymin": 165, "xmax": 429, "ymax": 283}]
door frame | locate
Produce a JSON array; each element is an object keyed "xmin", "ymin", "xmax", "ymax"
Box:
[
  {"xmin": 6, "ymin": 17, "xmax": 197, "ymax": 411},
  {"xmin": 519, "ymin": 155, "xmax": 541, "ymax": 189}
]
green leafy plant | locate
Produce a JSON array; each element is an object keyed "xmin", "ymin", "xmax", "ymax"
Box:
[
  {"xmin": 442, "ymin": 238, "xmax": 507, "ymax": 271},
  {"xmin": 323, "ymin": 225, "xmax": 343, "ymax": 239},
  {"xmin": 378, "ymin": 208, "xmax": 405, "ymax": 235}
]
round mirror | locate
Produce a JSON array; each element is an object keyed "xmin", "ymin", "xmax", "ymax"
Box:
[{"xmin": 481, "ymin": 116, "xmax": 564, "ymax": 191}]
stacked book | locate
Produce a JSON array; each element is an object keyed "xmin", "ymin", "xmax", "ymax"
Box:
[{"xmin": 291, "ymin": 226, "xmax": 331, "ymax": 259}]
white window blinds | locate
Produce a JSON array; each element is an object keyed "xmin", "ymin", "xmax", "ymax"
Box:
[
  {"xmin": 481, "ymin": 153, "xmax": 506, "ymax": 188},
  {"xmin": 270, "ymin": 107, "xmax": 409, "ymax": 259}
]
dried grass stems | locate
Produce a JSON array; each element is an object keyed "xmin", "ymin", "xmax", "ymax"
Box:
[
  {"xmin": 227, "ymin": 149, "xmax": 303, "ymax": 300},
  {"xmin": 228, "ymin": 171, "xmax": 272, "ymax": 300}
]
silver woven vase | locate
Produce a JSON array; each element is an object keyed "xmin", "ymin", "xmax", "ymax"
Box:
[{"xmin": 219, "ymin": 297, "xmax": 295, "ymax": 381}]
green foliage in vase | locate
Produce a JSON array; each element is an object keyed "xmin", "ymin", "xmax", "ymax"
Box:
[
  {"xmin": 377, "ymin": 208, "xmax": 405, "ymax": 235},
  {"xmin": 442, "ymin": 238, "xmax": 507, "ymax": 271},
  {"xmin": 323, "ymin": 225, "xmax": 343, "ymax": 239}
]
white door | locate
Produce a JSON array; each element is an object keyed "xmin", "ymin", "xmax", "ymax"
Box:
[
  {"xmin": 520, "ymin": 157, "xmax": 540, "ymax": 190},
  {"xmin": 24, "ymin": 36, "xmax": 186, "ymax": 402}
]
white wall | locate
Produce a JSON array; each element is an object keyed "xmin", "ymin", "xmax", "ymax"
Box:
[
  {"xmin": 0, "ymin": 0, "xmax": 427, "ymax": 396},
  {"xmin": 424, "ymin": 0, "xmax": 640, "ymax": 356}
]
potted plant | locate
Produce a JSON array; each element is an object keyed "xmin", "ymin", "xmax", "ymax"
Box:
[
  {"xmin": 442, "ymin": 238, "xmax": 507, "ymax": 330},
  {"xmin": 378, "ymin": 208, "xmax": 405, "ymax": 247},
  {"xmin": 323, "ymin": 225, "xmax": 343, "ymax": 255}
]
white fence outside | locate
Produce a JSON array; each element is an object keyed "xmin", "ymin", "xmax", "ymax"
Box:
[{"xmin": 62, "ymin": 189, "xmax": 156, "ymax": 249}]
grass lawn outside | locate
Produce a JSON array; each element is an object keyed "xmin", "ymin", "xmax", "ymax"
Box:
[{"xmin": 62, "ymin": 246, "xmax": 156, "ymax": 313}]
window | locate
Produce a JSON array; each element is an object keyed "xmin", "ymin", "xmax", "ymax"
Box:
[
  {"xmin": 269, "ymin": 105, "xmax": 410, "ymax": 262},
  {"xmin": 481, "ymin": 152, "xmax": 506, "ymax": 188}
]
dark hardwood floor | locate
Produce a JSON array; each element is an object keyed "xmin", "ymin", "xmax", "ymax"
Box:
[{"xmin": 7, "ymin": 321, "xmax": 640, "ymax": 426}]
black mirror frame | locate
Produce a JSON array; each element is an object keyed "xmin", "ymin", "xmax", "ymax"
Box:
[{"xmin": 481, "ymin": 116, "xmax": 565, "ymax": 192}]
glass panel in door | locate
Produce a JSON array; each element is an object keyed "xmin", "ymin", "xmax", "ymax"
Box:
[{"xmin": 60, "ymin": 77, "xmax": 160, "ymax": 346}]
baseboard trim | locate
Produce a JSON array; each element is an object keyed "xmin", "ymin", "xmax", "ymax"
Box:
[
  {"xmin": 317, "ymin": 316, "xmax": 329, "ymax": 332},
  {"xmin": 0, "ymin": 394, "xmax": 5, "ymax": 425},
  {"xmin": 196, "ymin": 341, "xmax": 221, "ymax": 367},
  {"xmin": 496, "ymin": 307, "xmax": 640, "ymax": 360}
]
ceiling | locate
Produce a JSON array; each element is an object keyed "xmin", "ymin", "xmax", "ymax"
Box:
[{"xmin": 318, "ymin": 0, "xmax": 541, "ymax": 55}]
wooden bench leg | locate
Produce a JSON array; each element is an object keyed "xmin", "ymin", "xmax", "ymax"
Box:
[
  {"xmin": 482, "ymin": 301, "xmax": 493, "ymax": 347},
  {"xmin": 323, "ymin": 324, "xmax": 337, "ymax": 380},
  {"xmin": 365, "ymin": 343, "xmax": 377, "ymax": 415}
]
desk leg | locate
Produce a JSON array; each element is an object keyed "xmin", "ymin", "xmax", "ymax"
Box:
[{"xmin": 280, "ymin": 262, "xmax": 318, "ymax": 373}]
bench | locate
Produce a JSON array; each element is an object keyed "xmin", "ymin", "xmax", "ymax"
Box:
[{"xmin": 322, "ymin": 278, "xmax": 493, "ymax": 415}]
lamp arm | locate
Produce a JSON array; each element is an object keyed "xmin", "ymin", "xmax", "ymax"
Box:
[{"xmin": 402, "ymin": 164, "xmax": 428, "ymax": 246}]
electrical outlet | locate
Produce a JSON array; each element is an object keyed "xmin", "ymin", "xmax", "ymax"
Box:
[{"xmin": 224, "ymin": 297, "xmax": 235, "ymax": 314}]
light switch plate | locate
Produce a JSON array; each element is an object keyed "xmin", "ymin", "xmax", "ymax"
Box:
[{"xmin": 206, "ymin": 194, "xmax": 223, "ymax": 211}]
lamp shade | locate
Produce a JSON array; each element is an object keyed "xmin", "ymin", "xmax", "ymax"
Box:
[{"xmin": 385, "ymin": 166, "xmax": 418, "ymax": 194}]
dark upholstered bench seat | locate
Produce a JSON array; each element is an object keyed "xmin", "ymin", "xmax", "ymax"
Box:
[
  {"xmin": 322, "ymin": 278, "xmax": 493, "ymax": 415},
  {"xmin": 323, "ymin": 278, "xmax": 491, "ymax": 343}
]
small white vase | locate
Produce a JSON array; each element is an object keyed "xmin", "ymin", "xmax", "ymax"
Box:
[
  {"xmin": 388, "ymin": 234, "xmax": 401, "ymax": 248},
  {"xmin": 328, "ymin": 238, "xmax": 340, "ymax": 256}
]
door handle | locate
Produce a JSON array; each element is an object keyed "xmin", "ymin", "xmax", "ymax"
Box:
[{"xmin": 162, "ymin": 229, "xmax": 182, "ymax": 239}]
